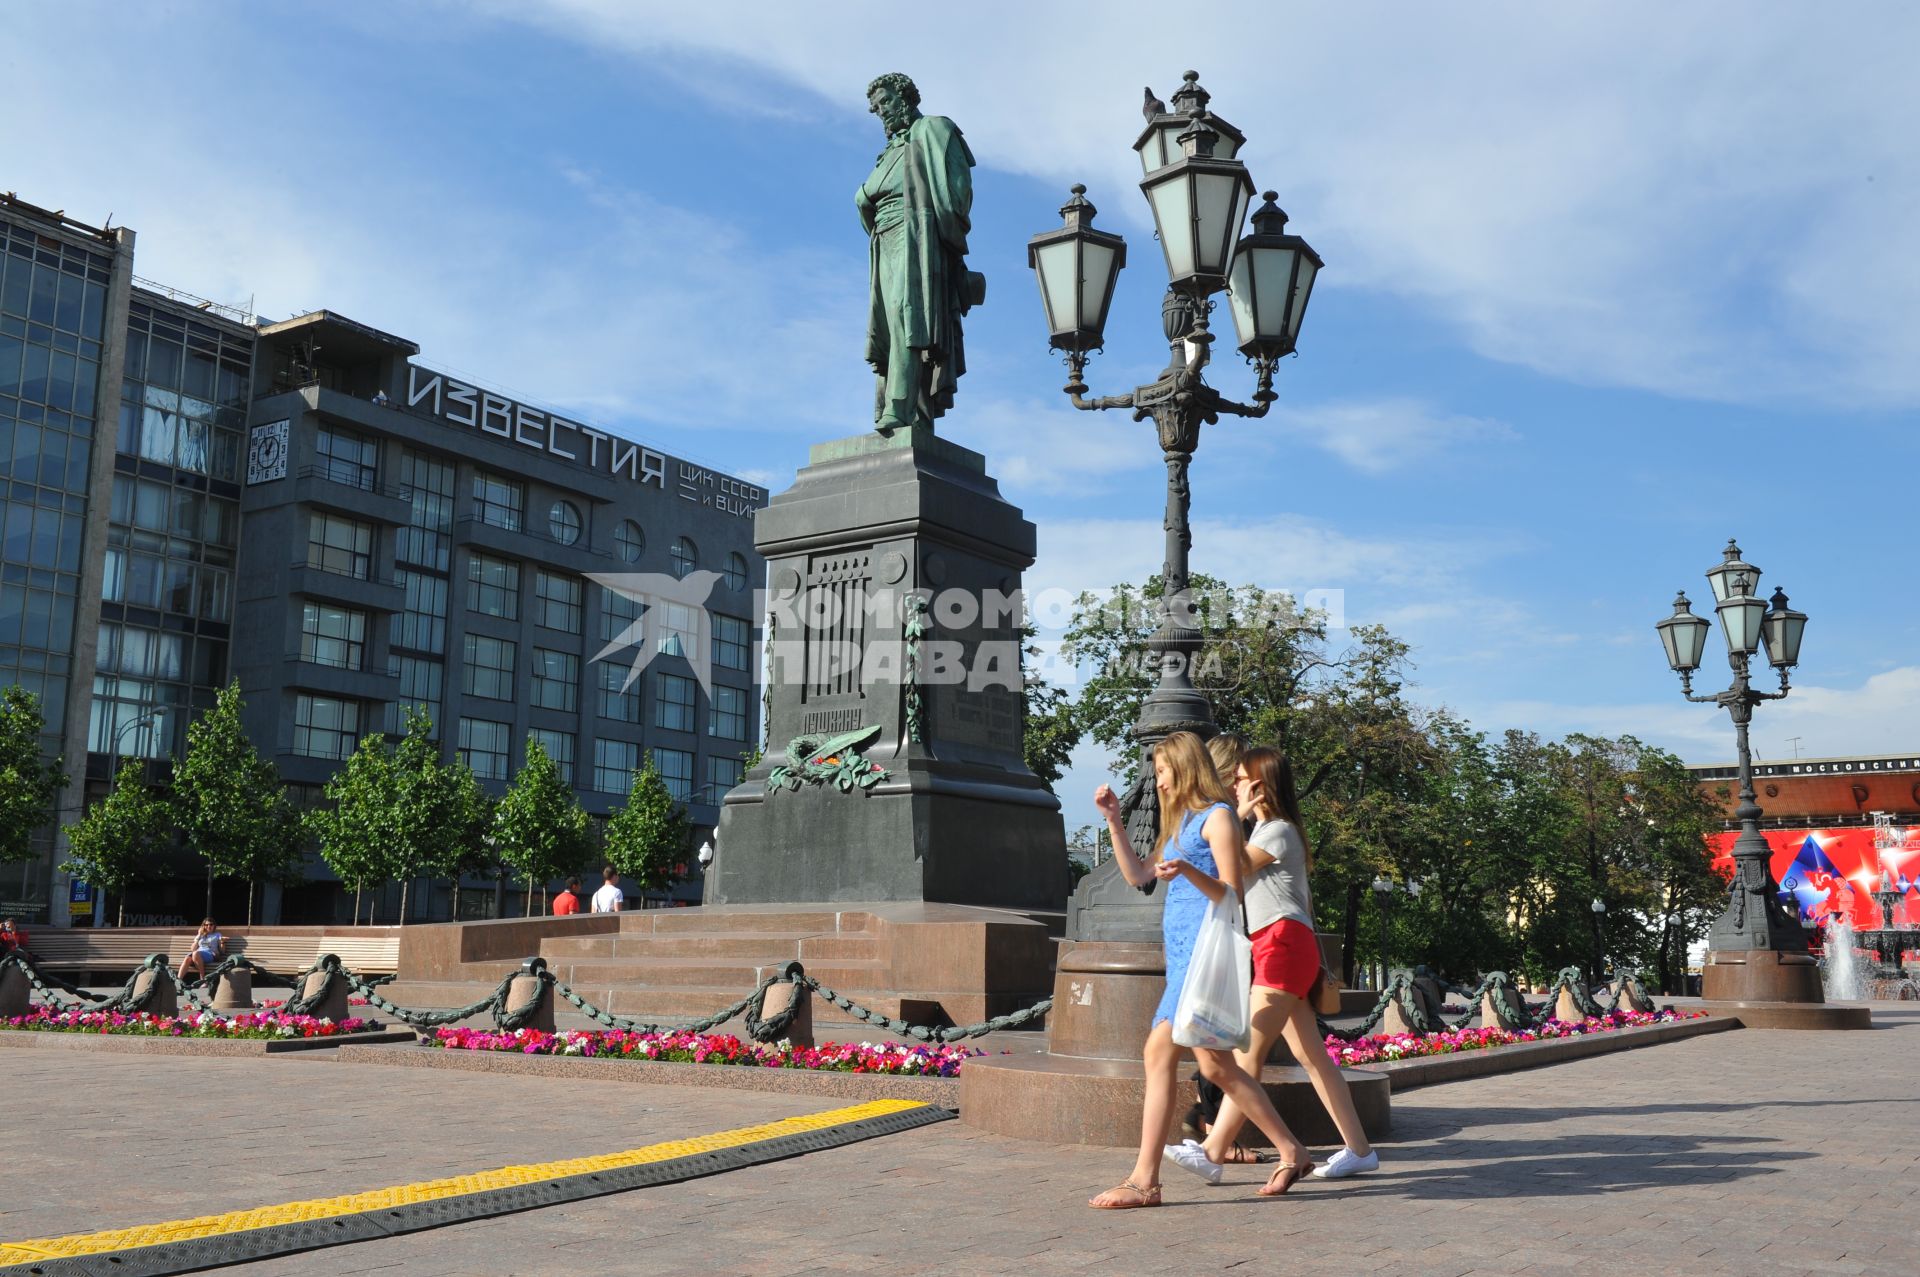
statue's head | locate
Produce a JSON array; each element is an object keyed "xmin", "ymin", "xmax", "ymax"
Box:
[{"xmin": 867, "ymin": 73, "xmax": 921, "ymax": 137}]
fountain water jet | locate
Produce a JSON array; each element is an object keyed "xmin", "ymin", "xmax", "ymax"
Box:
[{"xmin": 1824, "ymin": 915, "xmax": 1866, "ymax": 1001}]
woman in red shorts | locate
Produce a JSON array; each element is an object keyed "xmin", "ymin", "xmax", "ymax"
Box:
[{"xmin": 1167, "ymin": 746, "xmax": 1379, "ymax": 1183}]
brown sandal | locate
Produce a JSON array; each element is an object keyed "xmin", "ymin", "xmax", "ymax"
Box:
[
  {"xmin": 1257, "ymin": 1160, "xmax": 1314, "ymax": 1197},
  {"xmin": 1220, "ymin": 1145, "xmax": 1271, "ymax": 1165},
  {"xmin": 1090, "ymin": 1179, "xmax": 1163, "ymax": 1209}
]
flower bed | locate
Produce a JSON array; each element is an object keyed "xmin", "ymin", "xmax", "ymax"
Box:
[
  {"xmin": 430, "ymin": 1026, "xmax": 982, "ymax": 1077},
  {"xmin": 1325, "ymin": 1007, "xmax": 1706, "ymax": 1066},
  {"xmin": 1, "ymin": 1006, "xmax": 379, "ymax": 1039}
]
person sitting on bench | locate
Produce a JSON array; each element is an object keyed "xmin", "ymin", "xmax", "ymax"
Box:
[{"xmin": 178, "ymin": 918, "xmax": 224, "ymax": 982}]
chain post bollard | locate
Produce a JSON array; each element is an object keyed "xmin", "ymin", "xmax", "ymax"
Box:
[
  {"xmin": 129, "ymin": 954, "xmax": 179, "ymax": 1018},
  {"xmin": 211, "ymin": 958, "xmax": 256, "ymax": 1011},
  {"xmin": 0, "ymin": 956, "xmax": 28, "ymax": 1017},
  {"xmin": 496, "ymin": 958, "xmax": 556, "ymax": 1033},
  {"xmin": 285, "ymin": 954, "xmax": 350, "ymax": 1021},
  {"xmin": 745, "ymin": 961, "xmax": 811, "ymax": 1045}
]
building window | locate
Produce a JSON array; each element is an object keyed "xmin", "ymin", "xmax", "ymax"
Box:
[
  {"xmin": 724, "ymin": 551, "xmax": 749, "ymax": 592},
  {"xmin": 712, "ymin": 614, "xmax": 751, "ymax": 672},
  {"xmin": 396, "ymin": 449, "xmax": 454, "ymax": 571},
  {"xmin": 709, "ymin": 684, "xmax": 747, "ymax": 741},
  {"xmin": 599, "ymin": 584, "xmax": 641, "ymax": 643},
  {"xmin": 293, "ymin": 694, "xmax": 361, "ymax": 761},
  {"xmin": 315, "ymin": 425, "xmax": 377, "ymax": 491},
  {"xmin": 392, "ymin": 569, "xmax": 448, "ymax": 652},
  {"xmin": 472, "ymin": 471, "xmax": 524, "ymax": 531},
  {"xmin": 615, "ymin": 519, "xmax": 644, "ymax": 563},
  {"xmin": 462, "ymin": 633, "xmax": 517, "ymax": 701},
  {"xmin": 459, "ymin": 717, "xmax": 510, "ymax": 780},
  {"xmin": 531, "ymin": 728, "xmax": 575, "ymax": 783},
  {"xmin": 656, "ymin": 672, "xmax": 696, "ymax": 732},
  {"xmin": 534, "ymin": 570, "xmax": 582, "ymax": 634},
  {"xmin": 300, "ymin": 602, "xmax": 368, "ymax": 671},
  {"xmin": 657, "ymin": 602, "xmax": 695, "ymax": 658},
  {"xmin": 531, "ymin": 648, "xmax": 579, "ymax": 712},
  {"xmin": 465, "ymin": 552, "xmax": 520, "ymax": 620},
  {"xmin": 654, "ymin": 747, "xmax": 693, "ymax": 801},
  {"xmin": 593, "ymin": 738, "xmax": 639, "ymax": 795},
  {"xmin": 307, "ymin": 512, "xmax": 374, "ymax": 580},
  {"xmin": 596, "ymin": 660, "xmax": 639, "ymax": 722},
  {"xmin": 708, "ymin": 754, "xmax": 745, "ymax": 794},
  {"xmin": 385, "ymin": 655, "xmax": 443, "ymax": 736},
  {"xmin": 548, "ymin": 500, "xmax": 582, "ymax": 546},
  {"xmin": 670, "ymin": 535, "xmax": 697, "ymax": 580}
]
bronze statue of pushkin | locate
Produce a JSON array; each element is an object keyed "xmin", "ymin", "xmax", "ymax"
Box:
[{"xmin": 857, "ymin": 73, "xmax": 983, "ymax": 435}]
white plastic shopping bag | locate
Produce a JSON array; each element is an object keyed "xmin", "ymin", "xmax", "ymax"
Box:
[{"xmin": 1171, "ymin": 892, "xmax": 1253, "ymax": 1051}]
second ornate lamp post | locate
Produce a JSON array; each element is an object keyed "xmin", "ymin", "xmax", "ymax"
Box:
[
  {"xmin": 1656, "ymin": 539, "xmax": 1825, "ymax": 1004},
  {"xmin": 1029, "ymin": 69, "xmax": 1321, "ymax": 859}
]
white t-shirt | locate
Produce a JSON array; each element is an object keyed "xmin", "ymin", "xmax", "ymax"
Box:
[
  {"xmin": 1243, "ymin": 818, "xmax": 1313, "ymax": 933},
  {"xmin": 590, "ymin": 883, "xmax": 624, "ymax": 913}
]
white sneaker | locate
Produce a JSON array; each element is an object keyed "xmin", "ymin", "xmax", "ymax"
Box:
[
  {"xmin": 1162, "ymin": 1138, "xmax": 1224, "ymax": 1185},
  {"xmin": 1311, "ymin": 1147, "xmax": 1380, "ymax": 1179}
]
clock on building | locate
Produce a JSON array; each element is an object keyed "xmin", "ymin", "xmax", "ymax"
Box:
[{"xmin": 247, "ymin": 419, "xmax": 290, "ymax": 485}]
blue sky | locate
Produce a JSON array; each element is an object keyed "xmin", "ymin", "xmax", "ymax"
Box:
[{"xmin": 8, "ymin": 2, "xmax": 1917, "ymax": 804}]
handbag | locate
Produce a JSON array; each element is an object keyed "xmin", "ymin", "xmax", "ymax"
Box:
[
  {"xmin": 1309, "ymin": 962, "xmax": 1344, "ymax": 1016},
  {"xmin": 1171, "ymin": 892, "xmax": 1253, "ymax": 1051}
]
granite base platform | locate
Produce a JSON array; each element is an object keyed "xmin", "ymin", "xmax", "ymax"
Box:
[
  {"xmin": 0, "ymin": 1027, "xmax": 415, "ymax": 1055},
  {"xmin": 1702, "ymin": 1000, "xmax": 1872, "ymax": 1030},
  {"xmin": 333, "ymin": 1041, "xmax": 960, "ymax": 1105},
  {"xmin": 959, "ymin": 1052, "xmax": 1391, "ymax": 1148}
]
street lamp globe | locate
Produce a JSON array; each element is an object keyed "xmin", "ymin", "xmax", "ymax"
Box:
[
  {"xmin": 1226, "ymin": 192, "xmax": 1322, "ymax": 364},
  {"xmin": 1027, "ymin": 185, "xmax": 1128, "ymax": 357},
  {"xmin": 1371, "ymin": 875, "xmax": 1392, "ymax": 895},
  {"xmin": 1655, "ymin": 591, "xmax": 1712, "ymax": 673},
  {"xmin": 1590, "ymin": 897, "xmax": 1607, "ymax": 915},
  {"xmin": 1140, "ymin": 116, "xmax": 1254, "ymax": 292},
  {"xmin": 1715, "ymin": 578, "xmax": 1768, "ymax": 658},
  {"xmin": 1704, "ymin": 538, "xmax": 1760, "ymax": 605},
  {"xmin": 1761, "ymin": 587, "xmax": 1808, "ymax": 670}
]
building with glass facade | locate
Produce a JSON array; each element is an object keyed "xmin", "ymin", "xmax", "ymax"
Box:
[{"xmin": 0, "ymin": 194, "xmax": 767, "ymax": 927}]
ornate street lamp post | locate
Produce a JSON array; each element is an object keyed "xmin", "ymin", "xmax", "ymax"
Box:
[
  {"xmin": 1656, "ymin": 539, "xmax": 1822, "ymax": 1003},
  {"xmin": 1029, "ymin": 70, "xmax": 1321, "ymax": 863}
]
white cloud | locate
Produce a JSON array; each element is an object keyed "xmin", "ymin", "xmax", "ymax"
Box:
[
  {"xmin": 497, "ymin": 1, "xmax": 1920, "ymax": 410},
  {"xmin": 1274, "ymin": 398, "xmax": 1514, "ymax": 474}
]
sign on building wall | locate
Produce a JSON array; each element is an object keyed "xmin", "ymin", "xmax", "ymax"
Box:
[{"xmin": 247, "ymin": 419, "xmax": 289, "ymax": 484}]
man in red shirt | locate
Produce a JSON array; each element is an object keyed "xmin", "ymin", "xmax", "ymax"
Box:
[
  {"xmin": 0, "ymin": 918, "xmax": 27, "ymax": 957},
  {"xmin": 552, "ymin": 878, "xmax": 583, "ymax": 916}
]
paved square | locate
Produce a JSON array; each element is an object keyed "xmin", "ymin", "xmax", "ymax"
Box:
[{"xmin": 3, "ymin": 1008, "xmax": 1916, "ymax": 1275}]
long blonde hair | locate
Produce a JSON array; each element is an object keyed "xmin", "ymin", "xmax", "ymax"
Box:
[{"xmin": 1153, "ymin": 731, "xmax": 1235, "ymax": 855}]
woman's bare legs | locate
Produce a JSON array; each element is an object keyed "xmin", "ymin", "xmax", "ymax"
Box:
[
  {"xmin": 1199, "ymin": 986, "xmax": 1287, "ymax": 1164},
  {"xmin": 1192, "ymin": 1045, "xmax": 1309, "ymax": 1168},
  {"xmin": 1206, "ymin": 987, "xmax": 1371, "ymax": 1158},
  {"xmin": 1090, "ymin": 1020, "xmax": 1183, "ymax": 1206}
]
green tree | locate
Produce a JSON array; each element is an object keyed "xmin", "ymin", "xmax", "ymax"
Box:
[
  {"xmin": 306, "ymin": 732, "xmax": 396, "ymax": 924},
  {"xmin": 392, "ymin": 711, "xmax": 492, "ymax": 922},
  {"xmin": 173, "ymin": 682, "xmax": 294, "ymax": 920},
  {"xmin": 0, "ymin": 686, "xmax": 66, "ymax": 869},
  {"xmin": 1020, "ymin": 626, "xmax": 1080, "ymax": 793},
  {"xmin": 604, "ymin": 752, "xmax": 690, "ymax": 895},
  {"xmin": 492, "ymin": 736, "xmax": 591, "ymax": 916},
  {"xmin": 60, "ymin": 760, "xmax": 171, "ymax": 926}
]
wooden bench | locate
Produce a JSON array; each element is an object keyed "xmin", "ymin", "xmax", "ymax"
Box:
[{"xmin": 21, "ymin": 929, "xmax": 402, "ymax": 983}]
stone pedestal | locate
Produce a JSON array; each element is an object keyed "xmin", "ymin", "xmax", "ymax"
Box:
[
  {"xmin": 708, "ymin": 429, "xmax": 1066, "ymax": 911},
  {"xmin": 211, "ymin": 967, "xmax": 254, "ymax": 1010},
  {"xmin": 504, "ymin": 971, "xmax": 555, "ymax": 1034},
  {"xmin": 761, "ymin": 979, "xmax": 813, "ymax": 1048},
  {"xmin": 1701, "ymin": 948, "xmax": 1871, "ymax": 1028}
]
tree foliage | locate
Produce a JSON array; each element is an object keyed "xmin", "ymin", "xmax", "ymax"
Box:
[
  {"xmin": 172, "ymin": 682, "xmax": 294, "ymax": 919},
  {"xmin": 604, "ymin": 752, "xmax": 689, "ymax": 894},
  {"xmin": 61, "ymin": 760, "xmax": 171, "ymax": 926},
  {"xmin": 1057, "ymin": 576, "xmax": 1728, "ymax": 992},
  {"xmin": 492, "ymin": 736, "xmax": 590, "ymax": 915},
  {"xmin": 0, "ymin": 686, "xmax": 65, "ymax": 867},
  {"xmin": 306, "ymin": 732, "xmax": 396, "ymax": 922}
]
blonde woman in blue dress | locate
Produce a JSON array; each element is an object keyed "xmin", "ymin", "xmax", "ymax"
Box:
[{"xmin": 1088, "ymin": 731, "xmax": 1313, "ymax": 1208}]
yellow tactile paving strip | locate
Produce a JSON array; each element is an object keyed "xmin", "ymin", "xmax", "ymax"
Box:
[{"xmin": 0, "ymin": 1098, "xmax": 927, "ymax": 1264}]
